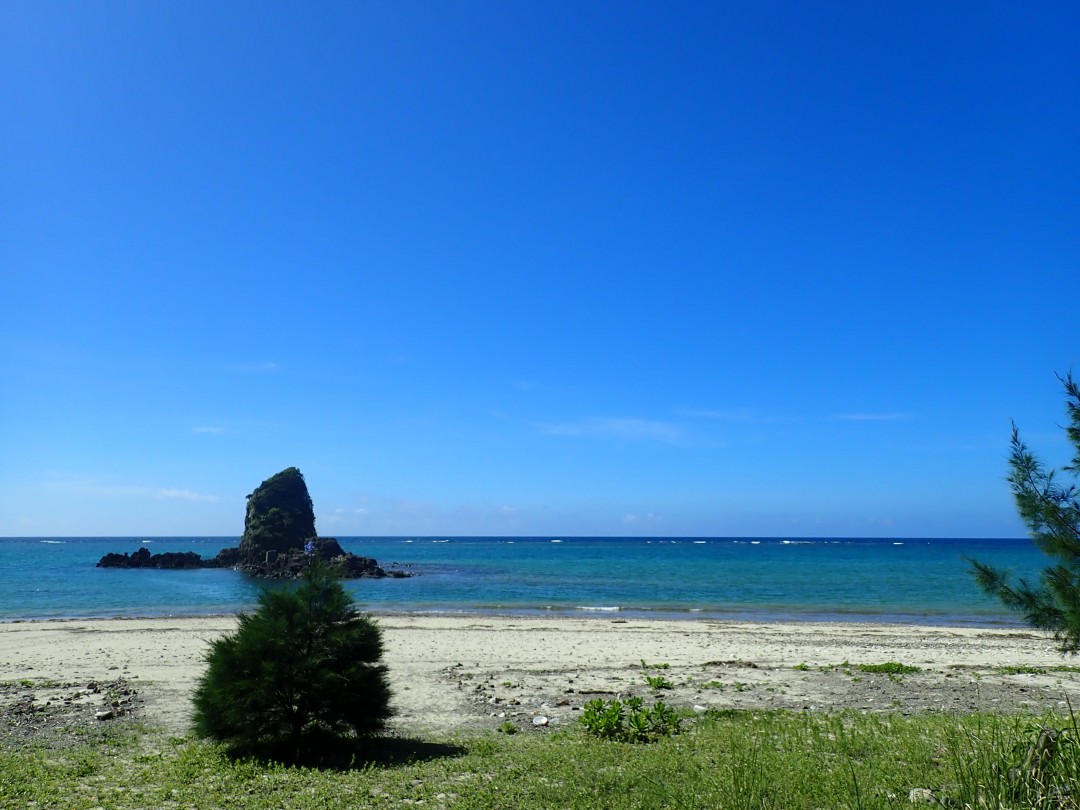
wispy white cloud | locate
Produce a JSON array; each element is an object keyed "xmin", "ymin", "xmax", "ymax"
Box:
[
  {"xmin": 319, "ymin": 494, "xmax": 527, "ymax": 533},
  {"xmin": 866, "ymin": 516, "xmax": 898, "ymax": 528},
  {"xmin": 512, "ymin": 380, "xmax": 565, "ymax": 395},
  {"xmin": 679, "ymin": 408, "xmax": 800, "ymax": 424},
  {"xmin": 42, "ymin": 476, "xmax": 219, "ymax": 503},
  {"xmin": 622, "ymin": 512, "xmax": 662, "ymax": 525},
  {"xmin": 831, "ymin": 412, "xmax": 915, "ymax": 422},
  {"xmin": 192, "ymin": 426, "xmax": 225, "ymax": 434},
  {"xmin": 678, "ymin": 408, "xmax": 757, "ymax": 421},
  {"xmin": 680, "ymin": 407, "xmax": 913, "ymax": 425},
  {"xmin": 88, "ymin": 485, "xmax": 143, "ymax": 497},
  {"xmin": 539, "ymin": 418, "xmax": 682, "ymax": 444},
  {"xmin": 226, "ymin": 361, "xmax": 278, "ymax": 373},
  {"xmin": 155, "ymin": 488, "xmax": 220, "ymax": 502}
]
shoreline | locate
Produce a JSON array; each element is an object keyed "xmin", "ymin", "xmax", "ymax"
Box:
[
  {"xmin": 3, "ymin": 614, "xmax": 1079, "ymax": 736},
  {"xmin": 0, "ymin": 606, "xmax": 1027, "ymax": 629}
]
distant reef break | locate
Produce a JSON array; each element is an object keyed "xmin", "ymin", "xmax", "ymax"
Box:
[{"xmin": 97, "ymin": 467, "xmax": 411, "ymax": 580}]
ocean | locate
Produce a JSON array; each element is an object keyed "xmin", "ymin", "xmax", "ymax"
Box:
[{"xmin": 0, "ymin": 536, "xmax": 1047, "ymax": 627}]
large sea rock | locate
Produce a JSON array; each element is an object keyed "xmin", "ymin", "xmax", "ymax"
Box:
[
  {"xmin": 238, "ymin": 467, "xmax": 316, "ymax": 555},
  {"xmin": 97, "ymin": 467, "xmax": 410, "ymax": 580}
]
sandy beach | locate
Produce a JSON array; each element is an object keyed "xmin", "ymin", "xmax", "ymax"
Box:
[{"xmin": 3, "ymin": 615, "xmax": 1079, "ymax": 737}]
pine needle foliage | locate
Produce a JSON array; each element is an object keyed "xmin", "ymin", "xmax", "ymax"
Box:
[
  {"xmin": 191, "ymin": 559, "xmax": 392, "ymax": 762},
  {"xmin": 971, "ymin": 372, "xmax": 1080, "ymax": 654}
]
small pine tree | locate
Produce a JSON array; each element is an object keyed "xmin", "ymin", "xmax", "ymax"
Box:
[
  {"xmin": 971, "ymin": 373, "xmax": 1080, "ymax": 653},
  {"xmin": 192, "ymin": 559, "xmax": 392, "ymax": 761}
]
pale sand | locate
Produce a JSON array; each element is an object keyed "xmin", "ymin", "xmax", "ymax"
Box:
[{"xmin": 3, "ymin": 616, "xmax": 1080, "ymax": 735}]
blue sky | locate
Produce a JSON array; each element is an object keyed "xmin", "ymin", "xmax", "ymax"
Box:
[{"xmin": 2, "ymin": 2, "xmax": 1077, "ymax": 538}]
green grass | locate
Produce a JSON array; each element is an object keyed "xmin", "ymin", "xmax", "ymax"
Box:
[
  {"xmin": 996, "ymin": 664, "xmax": 1080, "ymax": 675},
  {"xmin": 2, "ymin": 678, "xmax": 61, "ymax": 689},
  {"xmin": 644, "ymin": 674, "xmax": 674, "ymax": 690},
  {"xmin": 4, "ymin": 710, "xmax": 1080, "ymax": 809},
  {"xmin": 856, "ymin": 662, "xmax": 921, "ymax": 675}
]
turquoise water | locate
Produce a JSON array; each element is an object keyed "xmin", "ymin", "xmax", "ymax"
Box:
[{"xmin": 0, "ymin": 536, "xmax": 1046, "ymax": 626}]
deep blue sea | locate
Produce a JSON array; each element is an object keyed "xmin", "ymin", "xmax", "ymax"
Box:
[{"xmin": 0, "ymin": 536, "xmax": 1047, "ymax": 626}]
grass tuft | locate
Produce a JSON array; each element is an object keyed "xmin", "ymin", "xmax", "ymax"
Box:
[{"xmin": 856, "ymin": 662, "xmax": 921, "ymax": 675}]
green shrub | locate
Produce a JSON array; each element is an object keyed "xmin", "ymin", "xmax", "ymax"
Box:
[
  {"xmin": 856, "ymin": 662, "xmax": 920, "ymax": 675},
  {"xmin": 645, "ymin": 674, "xmax": 674, "ymax": 690},
  {"xmin": 581, "ymin": 696, "xmax": 681, "ymax": 743},
  {"xmin": 191, "ymin": 559, "xmax": 392, "ymax": 762}
]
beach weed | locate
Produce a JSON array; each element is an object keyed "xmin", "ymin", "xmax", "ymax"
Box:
[
  {"xmin": 996, "ymin": 664, "xmax": 1080, "ymax": 675},
  {"xmin": 792, "ymin": 662, "xmax": 809, "ymax": 672},
  {"xmin": 645, "ymin": 674, "xmax": 674, "ymax": 690},
  {"xmin": 581, "ymin": 697, "xmax": 681, "ymax": 743},
  {"xmin": 581, "ymin": 698, "xmax": 625, "ymax": 740},
  {"xmin": 997, "ymin": 664, "xmax": 1045, "ymax": 675},
  {"xmin": 857, "ymin": 662, "xmax": 920, "ymax": 675}
]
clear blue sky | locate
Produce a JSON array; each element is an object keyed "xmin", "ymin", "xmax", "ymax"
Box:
[{"xmin": 2, "ymin": 2, "xmax": 1077, "ymax": 538}]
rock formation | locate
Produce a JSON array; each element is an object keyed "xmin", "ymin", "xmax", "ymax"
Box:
[
  {"xmin": 98, "ymin": 467, "xmax": 410, "ymax": 579},
  {"xmin": 238, "ymin": 467, "xmax": 316, "ymax": 555},
  {"xmin": 211, "ymin": 536, "xmax": 408, "ymax": 579},
  {"xmin": 96, "ymin": 548, "xmax": 211, "ymax": 570}
]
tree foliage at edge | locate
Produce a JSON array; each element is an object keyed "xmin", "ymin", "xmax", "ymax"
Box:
[{"xmin": 971, "ymin": 373, "xmax": 1080, "ymax": 654}]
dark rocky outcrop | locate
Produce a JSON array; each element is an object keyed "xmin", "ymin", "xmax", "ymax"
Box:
[
  {"xmin": 97, "ymin": 467, "xmax": 411, "ymax": 580},
  {"xmin": 96, "ymin": 548, "xmax": 211, "ymax": 570},
  {"xmin": 209, "ymin": 536, "xmax": 396, "ymax": 579}
]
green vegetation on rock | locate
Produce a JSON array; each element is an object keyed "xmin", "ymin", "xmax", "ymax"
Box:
[{"xmin": 240, "ymin": 467, "xmax": 317, "ymax": 554}]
